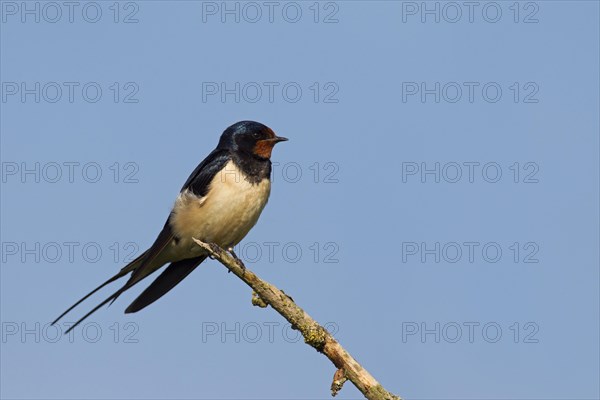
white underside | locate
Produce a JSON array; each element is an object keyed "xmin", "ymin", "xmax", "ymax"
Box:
[{"xmin": 167, "ymin": 160, "xmax": 271, "ymax": 261}]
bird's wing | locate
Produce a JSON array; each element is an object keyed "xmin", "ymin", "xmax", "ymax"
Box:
[
  {"xmin": 124, "ymin": 255, "xmax": 207, "ymax": 314},
  {"xmin": 120, "ymin": 221, "xmax": 176, "ymax": 287},
  {"xmin": 180, "ymin": 148, "xmax": 232, "ymax": 196}
]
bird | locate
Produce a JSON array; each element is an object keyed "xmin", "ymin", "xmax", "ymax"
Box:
[{"xmin": 52, "ymin": 121, "xmax": 288, "ymax": 334}]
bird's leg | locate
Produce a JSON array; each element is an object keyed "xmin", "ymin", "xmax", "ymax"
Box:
[{"xmin": 227, "ymin": 247, "xmax": 246, "ymax": 270}]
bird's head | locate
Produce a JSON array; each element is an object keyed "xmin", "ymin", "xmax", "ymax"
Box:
[{"xmin": 218, "ymin": 121, "xmax": 288, "ymax": 159}]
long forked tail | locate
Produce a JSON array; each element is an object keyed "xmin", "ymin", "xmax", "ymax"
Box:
[
  {"xmin": 51, "ymin": 250, "xmax": 149, "ymax": 330},
  {"xmin": 62, "ymin": 256, "xmax": 206, "ymax": 334},
  {"xmin": 63, "ymin": 287, "xmax": 129, "ymax": 334}
]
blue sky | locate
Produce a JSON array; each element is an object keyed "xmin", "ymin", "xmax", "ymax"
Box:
[{"xmin": 1, "ymin": 1, "xmax": 599, "ymax": 399}]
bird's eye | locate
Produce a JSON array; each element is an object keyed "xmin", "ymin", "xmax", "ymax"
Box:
[{"xmin": 252, "ymin": 132, "xmax": 260, "ymax": 139}]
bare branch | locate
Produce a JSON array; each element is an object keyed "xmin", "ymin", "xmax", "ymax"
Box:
[{"xmin": 193, "ymin": 238, "xmax": 401, "ymax": 400}]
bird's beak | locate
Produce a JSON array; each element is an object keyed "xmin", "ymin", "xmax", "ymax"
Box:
[{"xmin": 270, "ymin": 136, "xmax": 288, "ymax": 143}]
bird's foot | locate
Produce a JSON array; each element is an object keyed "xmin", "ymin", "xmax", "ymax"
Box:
[{"xmin": 228, "ymin": 247, "xmax": 246, "ymax": 270}]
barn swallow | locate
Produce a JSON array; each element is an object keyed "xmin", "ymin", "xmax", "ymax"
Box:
[{"xmin": 53, "ymin": 121, "xmax": 287, "ymax": 333}]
